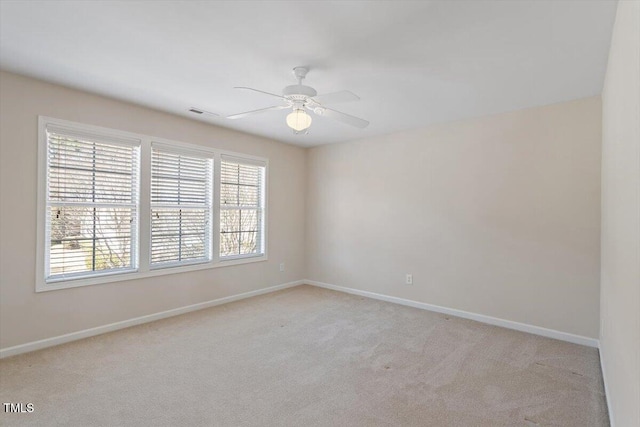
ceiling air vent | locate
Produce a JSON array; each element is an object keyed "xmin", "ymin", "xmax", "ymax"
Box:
[{"xmin": 188, "ymin": 107, "xmax": 219, "ymax": 116}]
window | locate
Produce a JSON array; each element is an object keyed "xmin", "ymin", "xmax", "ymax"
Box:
[
  {"xmin": 150, "ymin": 146, "xmax": 213, "ymax": 267},
  {"xmin": 43, "ymin": 124, "xmax": 140, "ymax": 281},
  {"xmin": 37, "ymin": 117, "xmax": 268, "ymax": 291},
  {"xmin": 219, "ymin": 157, "xmax": 266, "ymax": 259}
]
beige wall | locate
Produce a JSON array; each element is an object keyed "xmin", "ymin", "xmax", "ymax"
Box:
[
  {"xmin": 600, "ymin": 1, "xmax": 640, "ymax": 426},
  {"xmin": 0, "ymin": 71, "xmax": 307, "ymax": 349},
  {"xmin": 306, "ymin": 97, "xmax": 602, "ymax": 338},
  {"xmin": 0, "ymin": 68, "xmax": 610, "ymax": 355}
]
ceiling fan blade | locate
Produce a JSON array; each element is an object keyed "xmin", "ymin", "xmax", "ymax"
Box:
[
  {"xmin": 227, "ymin": 105, "xmax": 288, "ymax": 120},
  {"xmin": 234, "ymin": 87, "xmax": 287, "ymax": 101},
  {"xmin": 320, "ymin": 108, "xmax": 369, "ymax": 129},
  {"xmin": 312, "ymin": 90, "xmax": 360, "ymax": 105}
]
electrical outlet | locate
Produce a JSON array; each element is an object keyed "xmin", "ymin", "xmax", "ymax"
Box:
[
  {"xmin": 405, "ymin": 274, "xmax": 413, "ymax": 285},
  {"xmin": 279, "ymin": 262, "xmax": 285, "ymax": 272}
]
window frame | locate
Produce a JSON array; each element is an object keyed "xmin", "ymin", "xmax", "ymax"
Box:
[
  {"xmin": 45, "ymin": 137, "xmax": 140, "ymax": 280},
  {"xmin": 36, "ymin": 117, "xmax": 268, "ymax": 292},
  {"xmin": 149, "ymin": 142, "xmax": 214, "ymax": 269},
  {"xmin": 219, "ymin": 155, "xmax": 267, "ymax": 261}
]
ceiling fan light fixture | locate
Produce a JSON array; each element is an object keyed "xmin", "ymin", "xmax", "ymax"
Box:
[{"xmin": 286, "ymin": 109, "xmax": 312, "ymax": 132}]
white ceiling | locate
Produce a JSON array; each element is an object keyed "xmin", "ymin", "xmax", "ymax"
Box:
[{"xmin": 0, "ymin": 1, "xmax": 617, "ymax": 147}]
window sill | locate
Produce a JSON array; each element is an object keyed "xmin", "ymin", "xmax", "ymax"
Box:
[{"xmin": 36, "ymin": 254, "xmax": 268, "ymax": 293}]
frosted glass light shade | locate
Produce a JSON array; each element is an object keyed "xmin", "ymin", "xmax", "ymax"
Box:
[{"xmin": 286, "ymin": 109, "xmax": 312, "ymax": 131}]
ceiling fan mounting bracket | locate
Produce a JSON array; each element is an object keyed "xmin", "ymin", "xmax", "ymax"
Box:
[{"xmin": 292, "ymin": 66, "xmax": 309, "ymax": 82}]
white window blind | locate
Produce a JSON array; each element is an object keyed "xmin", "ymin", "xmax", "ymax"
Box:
[
  {"xmin": 150, "ymin": 147, "xmax": 213, "ymax": 267},
  {"xmin": 220, "ymin": 157, "xmax": 265, "ymax": 258},
  {"xmin": 45, "ymin": 127, "xmax": 140, "ymax": 281}
]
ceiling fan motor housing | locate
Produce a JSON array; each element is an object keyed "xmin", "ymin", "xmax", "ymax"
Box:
[
  {"xmin": 283, "ymin": 84, "xmax": 317, "ymax": 98},
  {"xmin": 283, "ymin": 66, "xmax": 317, "ymax": 99}
]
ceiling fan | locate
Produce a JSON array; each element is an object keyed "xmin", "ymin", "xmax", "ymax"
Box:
[{"xmin": 227, "ymin": 67, "xmax": 369, "ymax": 134}]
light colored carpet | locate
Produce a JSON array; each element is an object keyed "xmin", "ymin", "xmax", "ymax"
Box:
[{"xmin": 0, "ymin": 285, "xmax": 608, "ymax": 426}]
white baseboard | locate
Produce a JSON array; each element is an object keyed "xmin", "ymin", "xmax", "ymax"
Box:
[
  {"xmin": 0, "ymin": 280, "xmax": 304, "ymax": 359},
  {"xmin": 305, "ymin": 280, "xmax": 599, "ymax": 348},
  {"xmin": 1, "ymin": 278, "xmax": 599, "ymax": 359},
  {"xmin": 599, "ymin": 344, "xmax": 615, "ymax": 426}
]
